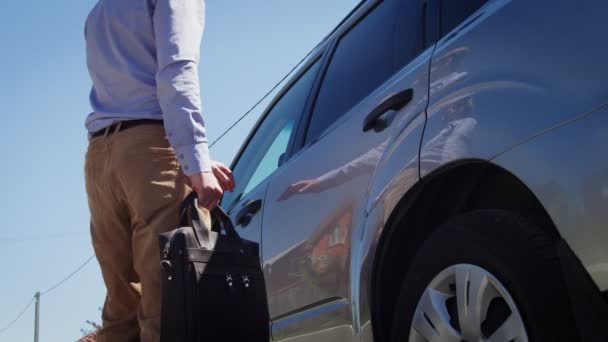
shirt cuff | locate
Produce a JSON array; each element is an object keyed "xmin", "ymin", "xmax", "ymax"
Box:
[{"xmin": 175, "ymin": 142, "xmax": 212, "ymax": 176}]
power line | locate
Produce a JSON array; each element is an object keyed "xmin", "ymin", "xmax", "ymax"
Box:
[
  {"xmin": 40, "ymin": 255, "xmax": 95, "ymax": 296},
  {"xmin": 0, "ymin": 256, "xmax": 94, "ymax": 337},
  {"xmin": 0, "ymin": 232, "xmax": 88, "ymax": 243},
  {"xmin": 1, "ymin": 31, "xmax": 322, "ymax": 341},
  {"xmin": 209, "ymin": 48, "xmax": 317, "ymax": 149},
  {"xmin": 0, "ymin": 296, "xmax": 35, "ymax": 336}
]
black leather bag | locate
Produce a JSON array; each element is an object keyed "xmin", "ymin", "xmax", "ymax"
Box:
[{"xmin": 158, "ymin": 192, "xmax": 269, "ymax": 341}]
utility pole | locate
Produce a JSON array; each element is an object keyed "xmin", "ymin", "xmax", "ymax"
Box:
[{"xmin": 34, "ymin": 292, "xmax": 40, "ymax": 342}]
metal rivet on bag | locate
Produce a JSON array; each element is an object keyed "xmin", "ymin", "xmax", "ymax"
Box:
[{"xmin": 226, "ymin": 274, "xmax": 233, "ymax": 287}]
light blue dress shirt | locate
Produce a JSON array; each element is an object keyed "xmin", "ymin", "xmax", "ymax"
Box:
[{"xmin": 85, "ymin": 0, "xmax": 210, "ymax": 175}]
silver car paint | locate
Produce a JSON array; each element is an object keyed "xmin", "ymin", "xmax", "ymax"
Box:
[
  {"xmin": 229, "ymin": 0, "xmax": 608, "ymax": 340},
  {"xmin": 418, "ymin": 0, "xmax": 608, "ymax": 289},
  {"xmin": 494, "ymin": 104, "xmax": 608, "ymax": 290},
  {"xmin": 422, "ymin": 0, "xmax": 608, "ymax": 178},
  {"xmin": 262, "ymin": 46, "xmax": 432, "ymax": 340},
  {"xmin": 359, "ymin": 0, "xmax": 608, "ymax": 340}
]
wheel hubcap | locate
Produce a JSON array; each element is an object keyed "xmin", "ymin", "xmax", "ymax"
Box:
[{"xmin": 408, "ymin": 264, "xmax": 528, "ymax": 342}]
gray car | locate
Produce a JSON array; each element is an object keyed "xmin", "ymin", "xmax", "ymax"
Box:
[{"xmin": 220, "ymin": 0, "xmax": 608, "ymax": 341}]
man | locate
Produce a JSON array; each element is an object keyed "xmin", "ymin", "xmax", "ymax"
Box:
[{"xmin": 84, "ymin": 0, "xmax": 232, "ymax": 341}]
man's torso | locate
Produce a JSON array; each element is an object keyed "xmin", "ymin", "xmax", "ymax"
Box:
[{"xmin": 85, "ymin": 0, "xmax": 161, "ymax": 134}]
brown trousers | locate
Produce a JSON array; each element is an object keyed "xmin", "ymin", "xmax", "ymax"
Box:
[{"xmin": 85, "ymin": 124, "xmax": 189, "ymax": 342}]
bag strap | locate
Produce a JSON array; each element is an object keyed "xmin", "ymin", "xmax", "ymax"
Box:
[
  {"xmin": 211, "ymin": 206, "xmax": 241, "ymax": 242},
  {"xmin": 179, "ymin": 192, "xmax": 209, "ymax": 246},
  {"xmin": 179, "ymin": 192, "xmax": 198, "ymax": 227},
  {"xmin": 178, "ymin": 192, "xmax": 241, "ymax": 245}
]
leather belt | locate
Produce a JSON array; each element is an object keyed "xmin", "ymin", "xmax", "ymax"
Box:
[{"xmin": 91, "ymin": 119, "xmax": 163, "ymax": 138}]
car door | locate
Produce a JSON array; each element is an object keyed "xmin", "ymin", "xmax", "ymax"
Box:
[
  {"xmin": 220, "ymin": 55, "xmax": 325, "ymax": 234},
  {"xmin": 218, "ymin": 54, "xmax": 324, "ymax": 330},
  {"xmin": 261, "ymin": 0, "xmax": 433, "ymax": 340}
]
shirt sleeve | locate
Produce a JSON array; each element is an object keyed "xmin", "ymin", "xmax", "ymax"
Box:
[
  {"xmin": 316, "ymin": 141, "xmax": 388, "ymax": 189},
  {"xmin": 153, "ymin": 0, "xmax": 211, "ymax": 175}
]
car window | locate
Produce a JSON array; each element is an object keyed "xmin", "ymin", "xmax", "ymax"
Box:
[
  {"xmin": 305, "ymin": 0, "xmax": 425, "ymax": 144},
  {"xmin": 243, "ymin": 122, "xmax": 294, "ymax": 195},
  {"xmin": 441, "ymin": 0, "xmax": 487, "ymax": 35},
  {"xmin": 221, "ymin": 59, "xmax": 322, "ymax": 209}
]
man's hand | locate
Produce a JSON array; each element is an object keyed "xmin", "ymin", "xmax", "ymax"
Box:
[
  {"xmin": 188, "ymin": 172, "xmax": 223, "ymax": 210},
  {"xmin": 211, "ymin": 161, "xmax": 235, "ymax": 192}
]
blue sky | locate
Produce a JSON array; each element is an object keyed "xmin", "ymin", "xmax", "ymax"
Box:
[{"xmin": 0, "ymin": 1, "xmax": 359, "ymax": 341}]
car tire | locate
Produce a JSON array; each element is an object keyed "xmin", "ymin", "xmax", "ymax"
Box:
[{"xmin": 390, "ymin": 210, "xmax": 578, "ymax": 342}]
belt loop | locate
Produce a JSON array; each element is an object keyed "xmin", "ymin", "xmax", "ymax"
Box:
[
  {"xmin": 103, "ymin": 126, "xmax": 110, "ymax": 138},
  {"xmin": 114, "ymin": 121, "xmax": 123, "ymax": 134}
]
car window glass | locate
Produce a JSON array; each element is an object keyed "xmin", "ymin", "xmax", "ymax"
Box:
[
  {"xmin": 243, "ymin": 122, "xmax": 294, "ymax": 195},
  {"xmin": 441, "ymin": 0, "xmax": 487, "ymax": 35},
  {"xmin": 305, "ymin": 0, "xmax": 424, "ymax": 144},
  {"xmin": 394, "ymin": 0, "xmax": 425, "ymax": 68},
  {"xmin": 221, "ymin": 59, "xmax": 322, "ymax": 208}
]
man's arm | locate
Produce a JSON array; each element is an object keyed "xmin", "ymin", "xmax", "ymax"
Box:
[
  {"xmin": 153, "ymin": 0, "xmax": 223, "ymax": 208},
  {"xmin": 154, "ymin": 0, "xmax": 208, "ymax": 174}
]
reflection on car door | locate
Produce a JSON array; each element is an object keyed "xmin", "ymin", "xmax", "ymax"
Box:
[{"xmin": 261, "ymin": 0, "xmax": 432, "ymax": 340}]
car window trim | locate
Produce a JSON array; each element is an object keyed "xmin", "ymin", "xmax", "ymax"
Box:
[
  {"xmin": 229, "ymin": 1, "xmax": 383, "ymax": 171},
  {"xmin": 295, "ymin": 44, "xmax": 434, "ymax": 152},
  {"xmin": 228, "ymin": 1, "xmax": 388, "ymax": 187},
  {"xmin": 288, "ymin": 39, "xmax": 337, "ymax": 156},
  {"xmin": 294, "ymin": 1, "xmax": 384, "ymax": 150},
  {"xmin": 438, "ymin": 0, "xmax": 488, "ymax": 38},
  {"xmin": 295, "ymin": 0, "xmax": 439, "ymax": 150},
  {"xmin": 425, "ymin": 0, "xmax": 441, "ymax": 46},
  {"xmin": 222, "ymin": 54, "xmax": 326, "ymax": 210},
  {"xmin": 228, "ymin": 51, "xmax": 325, "ymax": 175}
]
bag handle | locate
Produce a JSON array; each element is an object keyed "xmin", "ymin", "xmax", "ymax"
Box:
[
  {"xmin": 179, "ymin": 192, "xmax": 241, "ymax": 245},
  {"xmin": 210, "ymin": 205, "xmax": 241, "ymax": 242},
  {"xmin": 178, "ymin": 192, "xmax": 209, "ymax": 246},
  {"xmin": 179, "ymin": 192, "xmax": 198, "ymax": 226}
]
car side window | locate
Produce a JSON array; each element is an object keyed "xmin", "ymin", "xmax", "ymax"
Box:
[
  {"xmin": 441, "ymin": 0, "xmax": 487, "ymax": 35},
  {"xmin": 305, "ymin": 0, "xmax": 425, "ymax": 144},
  {"xmin": 221, "ymin": 59, "xmax": 322, "ymax": 209}
]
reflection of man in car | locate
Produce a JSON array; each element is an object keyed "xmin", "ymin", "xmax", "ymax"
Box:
[
  {"xmin": 280, "ymin": 139, "xmax": 390, "ymax": 199},
  {"xmin": 301, "ymin": 205, "xmax": 352, "ymax": 292},
  {"xmin": 280, "ymin": 95, "xmax": 476, "ymax": 199},
  {"xmin": 420, "ymin": 96, "xmax": 477, "ymax": 172},
  {"xmin": 429, "ymin": 47, "xmax": 469, "ymax": 97}
]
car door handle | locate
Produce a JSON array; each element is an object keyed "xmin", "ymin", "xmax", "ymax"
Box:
[
  {"xmin": 363, "ymin": 88, "xmax": 414, "ymax": 132},
  {"xmin": 235, "ymin": 199, "xmax": 262, "ymax": 227}
]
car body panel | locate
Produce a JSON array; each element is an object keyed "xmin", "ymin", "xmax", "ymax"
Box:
[
  {"xmin": 271, "ymin": 299, "xmax": 353, "ymax": 341},
  {"xmin": 262, "ymin": 46, "xmax": 432, "ymax": 341},
  {"xmin": 353, "ymin": 0, "xmax": 608, "ymax": 338},
  {"xmin": 353, "ymin": 112, "xmax": 426, "ymax": 341},
  {"xmin": 494, "ymin": 103, "xmax": 608, "ymax": 291},
  {"xmin": 226, "ymin": 178, "xmax": 268, "ymax": 262},
  {"xmin": 422, "ymin": 0, "xmax": 608, "ymax": 177}
]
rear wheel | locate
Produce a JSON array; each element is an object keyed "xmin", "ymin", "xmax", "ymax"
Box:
[
  {"xmin": 407, "ymin": 264, "xmax": 527, "ymax": 342},
  {"xmin": 390, "ymin": 210, "xmax": 578, "ymax": 342}
]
